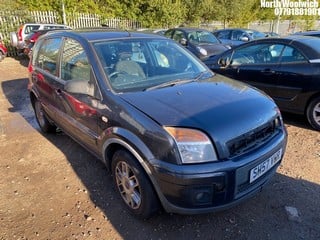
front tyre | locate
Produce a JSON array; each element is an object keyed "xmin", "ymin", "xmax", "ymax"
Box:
[
  {"xmin": 34, "ymin": 99, "xmax": 56, "ymax": 133},
  {"xmin": 306, "ymin": 96, "xmax": 320, "ymax": 131},
  {"xmin": 111, "ymin": 150, "xmax": 159, "ymax": 219}
]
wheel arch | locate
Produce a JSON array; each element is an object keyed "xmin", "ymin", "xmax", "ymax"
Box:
[
  {"xmin": 305, "ymin": 92, "xmax": 320, "ymax": 114},
  {"xmin": 102, "ymin": 128, "xmax": 155, "ymax": 174},
  {"xmin": 101, "ymin": 128, "xmax": 165, "ymax": 205}
]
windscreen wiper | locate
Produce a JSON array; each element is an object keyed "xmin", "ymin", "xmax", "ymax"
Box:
[{"xmin": 143, "ymin": 79, "xmax": 194, "ymax": 91}]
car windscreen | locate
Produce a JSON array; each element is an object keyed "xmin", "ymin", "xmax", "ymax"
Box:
[
  {"xmin": 246, "ymin": 30, "xmax": 266, "ymax": 39},
  {"xmin": 93, "ymin": 39, "xmax": 209, "ymax": 93},
  {"xmin": 188, "ymin": 31, "xmax": 220, "ymax": 44}
]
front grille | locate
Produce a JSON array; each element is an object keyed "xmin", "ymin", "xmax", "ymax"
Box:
[{"xmin": 227, "ymin": 117, "xmax": 281, "ymax": 158}]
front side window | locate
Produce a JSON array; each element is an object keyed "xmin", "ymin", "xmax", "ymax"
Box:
[
  {"xmin": 230, "ymin": 43, "xmax": 285, "ymax": 65},
  {"xmin": 60, "ymin": 38, "xmax": 90, "ymax": 81},
  {"xmin": 94, "ymin": 39, "xmax": 208, "ymax": 93},
  {"xmin": 216, "ymin": 30, "xmax": 230, "ymax": 40},
  {"xmin": 231, "ymin": 30, "xmax": 246, "ymax": 41},
  {"xmin": 35, "ymin": 37, "xmax": 62, "ymax": 75},
  {"xmin": 172, "ymin": 30, "xmax": 185, "ymax": 42}
]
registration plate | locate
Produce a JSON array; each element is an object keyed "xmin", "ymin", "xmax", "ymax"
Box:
[{"xmin": 250, "ymin": 148, "xmax": 282, "ymax": 183}]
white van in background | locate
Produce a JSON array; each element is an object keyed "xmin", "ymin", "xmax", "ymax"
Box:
[{"xmin": 10, "ymin": 23, "xmax": 71, "ymax": 52}]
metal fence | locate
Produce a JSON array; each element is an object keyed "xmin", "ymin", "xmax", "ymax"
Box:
[
  {"xmin": 0, "ymin": 10, "xmax": 142, "ymax": 56},
  {"xmin": 1, "ymin": 10, "xmax": 319, "ymax": 56}
]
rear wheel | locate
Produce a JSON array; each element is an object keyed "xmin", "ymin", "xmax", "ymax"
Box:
[
  {"xmin": 111, "ymin": 150, "xmax": 159, "ymax": 219},
  {"xmin": 0, "ymin": 51, "xmax": 3, "ymax": 62},
  {"xmin": 306, "ymin": 96, "xmax": 320, "ymax": 131},
  {"xmin": 34, "ymin": 99, "xmax": 56, "ymax": 133}
]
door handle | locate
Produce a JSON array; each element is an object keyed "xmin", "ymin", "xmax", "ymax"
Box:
[
  {"xmin": 55, "ymin": 89, "xmax": 62, "ymax": 95},
  {"xmin": 261, "ymin": 69, "xmax": 275, "ymax": 74}
]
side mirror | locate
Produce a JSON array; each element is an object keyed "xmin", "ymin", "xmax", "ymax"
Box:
[
  {"xmin": 240, "ymin": 36, "xmax": 249, "ymax": 42},
  {"xmin": 218, "ymin": 58, "xmax": 226, "ymax": 67},
  {"xmin": 64, "ymin": 80, "xmax": 94, "ymax": 97},
  {"xmin": 179, "ymin": 38, "xmax": 187, "ymax": 46}
]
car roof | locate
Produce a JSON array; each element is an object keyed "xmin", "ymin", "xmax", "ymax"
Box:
[
  {"xmin": 293, "ymin": 30, "xmax": 320, "ymax": 35},
  {"xmin": 43, "ymin": 28, "xmax": 168, "ymax": 42},
  {"xmin": 214, "ymin": 28, "xmax": 264, "ymax": 33},
  {"xmin": 168, "ymin": 27, "xmax": 211, "ymax": 33}
]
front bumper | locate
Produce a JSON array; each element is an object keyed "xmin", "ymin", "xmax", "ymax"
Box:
[{"xmin": 149, "ymin": 131, "xmax": 287, "ymax": 215}]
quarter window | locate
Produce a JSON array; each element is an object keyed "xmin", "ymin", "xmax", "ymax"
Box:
[
  {"xmin": 280, "ymin": 46, "xmax": 307, "ymax": 63},
  {"xmin": 35, "ymin": 37, "xmax": 62, "ymax": 75},
  {"xmin": 60, "ymin": 38, "xmax": 90, "ymax": 81}
]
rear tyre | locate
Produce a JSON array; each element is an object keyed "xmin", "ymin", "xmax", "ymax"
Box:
[
  {"xmin": 111, "ymin": 150, "xmax": 160, "ymax": 219},
  {"xmin": 34, "ymin": 99, "xmax": 56, "ymax": 133},
  {"xmin": 0, "ymin": 51, "xmax": 3, "ymax": 62},
  {"xmin": 306, "ymin": 96, "xmax": 320, "ymax": 131}
]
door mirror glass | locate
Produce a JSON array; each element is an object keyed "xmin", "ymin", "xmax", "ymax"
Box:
[
  {"xmin": 180, "ymin": 38, "xmax": 187, "ymax": 46},
  {"xmin": 240, "ymin": 36, "xmax": 249, "ymax": 42},
  {"xmin": 64, "ymin": 80, "xmax": 94, "ymax": 97}
]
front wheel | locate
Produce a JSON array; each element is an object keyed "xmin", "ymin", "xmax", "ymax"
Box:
[
  {"xmin": 111, "ymin": 150, "xmax": 160, "ymax": 219},
  {"xmin": 34, "ymin": 99, "xmax": 56, "ymax": 133},
  {"xmin": 306, "ymin": 96, "xmax": 320, "ymax": 131}
]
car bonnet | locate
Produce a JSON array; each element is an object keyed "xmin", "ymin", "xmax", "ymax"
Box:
[{"xmin": 119, "ymin": 75, "xmax": 279, "ymax": 149}]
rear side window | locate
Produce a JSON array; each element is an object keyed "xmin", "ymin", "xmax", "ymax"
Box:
[
  {"xmin": 35, "ymin": 37, "xmax": 62, "ymax": 76},
  {"xmin": 24, "ymin": 25, "xmax": 40, "ymax": 35}
]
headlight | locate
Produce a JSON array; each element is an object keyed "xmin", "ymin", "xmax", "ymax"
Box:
[
  {"xmin": 197, "ymin": 47, "xmax": 207, "ymax": 56},
  {"xmin": 164, "ymin": 127, "xmax": 217, "ymax": 164}
]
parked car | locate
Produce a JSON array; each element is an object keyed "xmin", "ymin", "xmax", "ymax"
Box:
[
  {"xmin": 28, "ymin": 29, "xmax": 287, "ymax": 218},
  {"xmin": 164, "ymin": 28, "xmax": 230, "ymax": 60},
  {"xmin": 24, "ymin": 29, "xmax": 62, "ymax": 57},
  {"xmin": 0, "ymin": 34, "xmax": 7, "ymax": 62},
  {"xmin": 292, "ymin": 30, "xmax": 320, "ymax": 37},
  {"xmin": 213, "ymin": 28, "xmax": 267, "ymax": 47},
  {"xmin": 264, "ymin": 31, "xmax": 280, "ymax": 37},
  {"xmin": 10, "ymin": 23, "xmax": 70, "ymax": 53},
  {"xmin": 204, "ymin": 35, "xmax": 320, "ymax": 130}
]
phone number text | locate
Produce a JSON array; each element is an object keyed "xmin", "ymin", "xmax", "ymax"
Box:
[{"xmin": 275, "ymin": 7, "xmax": 320, "ymax": 15}]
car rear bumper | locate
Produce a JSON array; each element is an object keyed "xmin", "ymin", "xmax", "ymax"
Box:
[{"xmin": 150, "ymin": 131, "xmax": 287, "ymax": 215}]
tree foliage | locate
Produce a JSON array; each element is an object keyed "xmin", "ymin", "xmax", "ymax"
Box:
[{"xmin": 1, "ymin": 0, "xmax": 316, "ymax": 29}]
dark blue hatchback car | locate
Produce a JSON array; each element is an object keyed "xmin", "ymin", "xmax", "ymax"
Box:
[{"xmin": 28, "ymin": 29, "xmax": 287, "ymax": 218}]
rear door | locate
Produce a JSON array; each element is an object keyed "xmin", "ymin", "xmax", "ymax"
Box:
[
  {"xmin": 276, "ymin": 45, "xmax": 315, "ymax": 112},
  {"xmin": 30, "ymin": 37, "xmax": 63, "ymax": 125}
]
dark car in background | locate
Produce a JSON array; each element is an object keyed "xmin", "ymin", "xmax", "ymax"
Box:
[
  {"xmin": 164, "ymin": 27, "xmax": 230, "ymax": 60},
  {"xmin": 213, "ymin": 28, "xmax": 267, "ymax": 47},
  {"xmin": 0, "ymin": 33, "xmax": 7, "ymax": 61},
  {"xmin": 10, "ymin": 23, "xmax": 70, "ymax": 54},
  {"xmin": 204, "ymin": 35, "xmax": 320, "ymax": 130},
  {"xmin": 24, "ymin": 29, "xmax": 60, "ymax": 57},
  {"xmin": 292, "ymin": 30, "xmax": 320, "ymax": 38},
  {"xmin": 28, "ymin": 29, "xmax": 287, "ymax": 218}
]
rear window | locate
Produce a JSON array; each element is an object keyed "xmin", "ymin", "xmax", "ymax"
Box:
[{"xmin": 24, "ymin": 25, "xmax": 40, "ymax": 35}]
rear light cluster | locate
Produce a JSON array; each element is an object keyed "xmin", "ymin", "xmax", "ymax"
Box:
[{"xmin": 18, "ymin": 26, "xmax": 23, "ymax": 41}]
